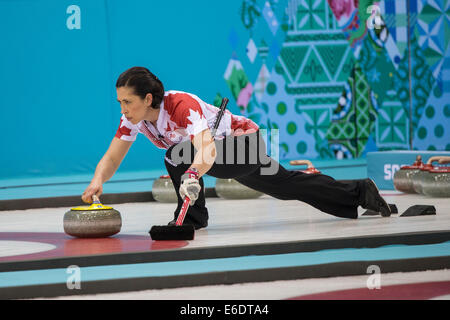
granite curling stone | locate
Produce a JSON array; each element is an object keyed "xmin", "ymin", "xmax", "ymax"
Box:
[
  {"xmin": 152, "ymin": 175, "xmax": 178, "ymax": 203},
  {"xmin": 64, "ymin": 195, "xmax": 122, "ymax": 238},
  {"xmin": 215, "ymin": 178, "xmax": 263, "ymax": 199},
  {"xmin": 412, "ymin": 156, "xmax": 443, "ymax": 194},
  {"xmin": 393, "ymin": 155, "xmax": 423, "ymax": 193},
  {"xmin": 421, "ymin": 156, "xmax": 450, "ymax": 198}
]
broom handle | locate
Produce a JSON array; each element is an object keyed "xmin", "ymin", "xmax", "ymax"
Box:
[
  {"xmin": 176, "ymin": 97, "xmax": 229, "ymax": 227},
  {"xmin": 211, "ymin": 97, "xmax": 229, "ymax": 137},
  {"xmin": 175, "ymin": 196, "xmax": 191, "ymax": 226}
]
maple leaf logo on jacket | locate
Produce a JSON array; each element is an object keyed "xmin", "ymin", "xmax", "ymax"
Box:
[
  {"xmin": 186, "ymin": 109, "xmax": 208, "ymax": 140},
  {"xmin": 115, "ymin": 118, "xmax": 135, "ymax": 141}
]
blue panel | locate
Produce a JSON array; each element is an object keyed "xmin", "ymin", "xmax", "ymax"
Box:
[
  {"xmin": 0, "ymin": 0, "xmax": 243, "ymax": 181},
  {"xmin": 0, "ymin": 0, "xmax": 112, "ymax": 178}
]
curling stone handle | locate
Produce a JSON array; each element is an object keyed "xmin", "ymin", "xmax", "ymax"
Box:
[
  {"xmin": 427, "ymin": 156, "xmax": 450, "ymax": 164},
  {"xmin": 92, "ymin": 194, "xmax": 101, "ymax": 204},
  {"xmin": 414, "ymin": 155, "xmax": 423, "ymax": 164},
  {"xmin": 289, "ymin": 159, "xmax": 314, "ymax": 168},
  {"xmin": 437, "ymin": 156, "xmax": 450, "ymax": 164},
  {"xmin": 175, "ymin": 196, "xmax": 191, "ymax": 226}
]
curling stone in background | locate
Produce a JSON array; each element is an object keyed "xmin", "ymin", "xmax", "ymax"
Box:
[
  {"xmin": 64, "ymin": 195, "xmax": 122, "ymax": 238},
  {"xmin": 393, "ymin": 155, "xmax": 423, "ymax": 193},
  {"xmin": 152, "ymin": 175, "xmax": 178, "ymax": 203},
  {"xmin": 289, "ymin": 159, "xmax": 321, "ymax": 174},
  {"xmin": 412, "ymin": 156, "xmax": 442, "ymax": 194},
  {"xmin": 422, "ymin": 156, "xmax": 450, "ymax": 197},
  {"xmin": 215, "ymin": 178, "xmax": 263, "ymax": 200}
]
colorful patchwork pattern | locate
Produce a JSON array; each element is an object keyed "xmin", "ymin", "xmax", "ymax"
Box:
[
  {"xmin": 327, "ymin": 0, "xmax": 367, "ymax": 50},
  {"xmin": 357, "ymin": 26, "xmax": 398, "ymax": 106},
  {"xmin": 258, "ymin": 69, "xmax": 313, "ymax": 159},
  {"xmin": 224, "ymin": 55, "xmax": 254, "ymax": 112},
  {"xmin": 277, "ymin": 1, "xmax": 353, "ymax": 157},
  {"xmin": 222, "ymin": 0, "xmax": 450, "ymax": 161},
  {"xmin": 326, "ymin": 63, "xmax": 379, "ymax": 158},
  {"xmin": 379, "ymin": 0, "xmax": 411, "ymax": 58},
  {"xmin": 376, "ymin": 90, "xmax": 410, "ymax": 149},
  {"xmin": 393, "ymin": 31, "xmax": 436, "ymax": 132},
  {"xmin": 413, "ymin": 45, "xmax": 450, "ymax": 151},
  {"xmin": 416, "ymin": 0, "xmax": 450, "ymax": 90}
]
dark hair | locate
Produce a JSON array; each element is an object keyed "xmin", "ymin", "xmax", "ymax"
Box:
[{"xmin": 116, "ymin": 66, "xmax": 164, "ymax": 109}]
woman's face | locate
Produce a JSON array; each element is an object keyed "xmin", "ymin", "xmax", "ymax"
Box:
[{"xmin": 116, "ymin": 86, "xmax": 152, "ymax": 124}]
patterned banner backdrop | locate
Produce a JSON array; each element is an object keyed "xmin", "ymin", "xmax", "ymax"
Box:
[{"xmin": 220, "ymin": 0, "xmax": 450, "ymax": 160}]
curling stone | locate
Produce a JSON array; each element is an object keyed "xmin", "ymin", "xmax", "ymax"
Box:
[
  {"xmin": 289, "ymin": 159, "xmax": 321, "ymax": 174},
  {"xmin": 64, "ymin": 195, "xmax": 122, "ymax": 238},
  {"xmin": 215, "ymin": 178, "xmax": 263, "ymax": 199},
  {"xmin": 412, "ymin": 156, "xmax": 442, "ymax": 194},
  {"xmin": 393, "ymin": 155, "xmax": 423, "ymax": 193},
  {"xmin": 152, "ymin": 175, "xmax": 178, "ymax": 203},
  {"xmin": 422, "ymin": 156, "xmax": 450, "ymax": 197}
]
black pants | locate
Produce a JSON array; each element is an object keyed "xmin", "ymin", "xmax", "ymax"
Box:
[{"xmin": 164, "ymin": 131, "xmax": 366, "ymax": 228}]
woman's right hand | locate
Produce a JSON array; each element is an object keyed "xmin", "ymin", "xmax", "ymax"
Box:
[
  {"xmin": 80, "ymin": 137, "xmax": 132, "ymax": 204},
  {"xmin": 82, "ymin": 180, "xmax": 103, "ymax": 203}
]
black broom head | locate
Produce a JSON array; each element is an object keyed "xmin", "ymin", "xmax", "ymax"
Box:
[{"xmin": 149, "ymin": 225, "xmax": 195, "ymax": 240}]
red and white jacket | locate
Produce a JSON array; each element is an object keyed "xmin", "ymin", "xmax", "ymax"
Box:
[{"xmin": 115, "ymin": 90, "xmax": 259, "ymax": 149}]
